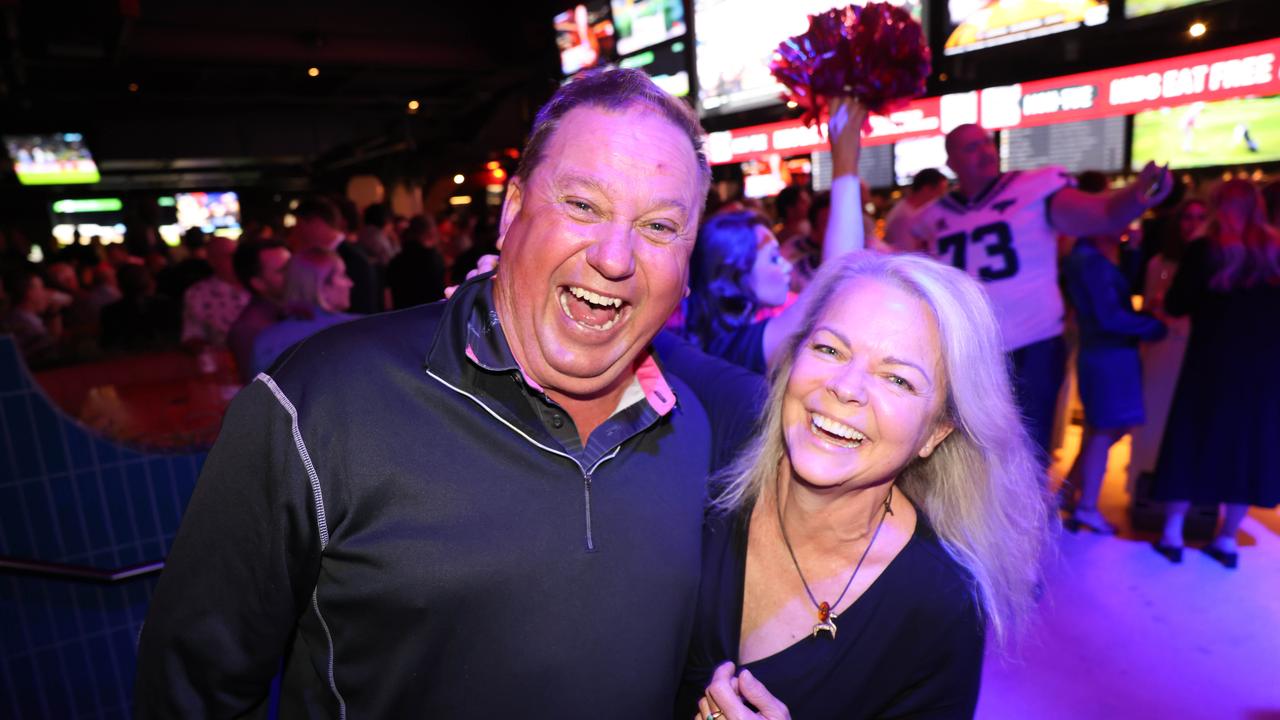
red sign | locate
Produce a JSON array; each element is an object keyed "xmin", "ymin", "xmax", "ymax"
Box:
[{"xmin": 709, "ymin": 37, "xmax": 1280, "ymax": 166}]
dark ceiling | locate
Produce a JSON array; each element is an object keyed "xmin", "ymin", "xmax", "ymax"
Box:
[{"xmin": 0, "ymin": 0, "xmax": 567, "ymax": 191}]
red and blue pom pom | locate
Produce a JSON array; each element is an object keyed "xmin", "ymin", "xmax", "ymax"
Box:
[{"xmin": 770, "ymin": 2, "xmax": 931, "ymax": 125}]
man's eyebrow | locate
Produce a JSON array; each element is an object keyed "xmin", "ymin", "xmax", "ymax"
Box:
[{"xmin": 556, "ymin": 173, "xmax": 690, "ymax": 216}]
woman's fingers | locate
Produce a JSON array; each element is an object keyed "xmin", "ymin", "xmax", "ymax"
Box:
[{"xmin": 736, "ymin": 669, "xmax": 791, "ymax": 720}]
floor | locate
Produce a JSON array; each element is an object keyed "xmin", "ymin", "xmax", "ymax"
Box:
[{"xmin": 976, "ymin": 430, "xmax": 1280, "ymax": 720}]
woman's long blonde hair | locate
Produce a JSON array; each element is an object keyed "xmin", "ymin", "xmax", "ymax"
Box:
[
  {"xmin": 1206, "ymin": 179, "xmax": 1280, "ymax": 291},
  {"xmin": 711, "ymin": 252, "xmax": 1054, "ymax": 646}
]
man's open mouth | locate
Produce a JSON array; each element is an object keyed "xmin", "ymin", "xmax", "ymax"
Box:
[{"xmin": 558, "ymin": 285, "xmax": 628, "ymax": 331}]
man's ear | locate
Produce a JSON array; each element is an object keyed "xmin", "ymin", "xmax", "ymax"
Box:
[{"xmin": 496, "ymin": 177, "xmax": 524, "ymax": 252}]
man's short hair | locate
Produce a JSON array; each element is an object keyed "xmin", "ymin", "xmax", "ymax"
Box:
[
  {"xmin": 515, "ymin": 68, "xmax": 711, "ymax": 197},
  {"xmin": 363, "ymin": 203, "xmax": 391, "ymax": 229},
  {"xmin": 911, "ymin": 168, "xmax": 947, "ymax": 192},
  {"xmin": 233, "ymin": 238, "xmax": 289, "ymax": 290},
  {"xmin": 295, "ymin": 198, "xmax": 339, "ymax": 228}
]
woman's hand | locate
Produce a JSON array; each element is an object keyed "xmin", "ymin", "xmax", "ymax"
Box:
[
  {"xmin": 827, "ymin": 95, "xmax": 868, "ymax": 179},
  {"xmin": 698, "ymin": 662, "xmax": 792, "ymax": 720}
]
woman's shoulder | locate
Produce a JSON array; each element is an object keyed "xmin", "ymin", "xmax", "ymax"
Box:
[{"xmin": 891, "ymin": 518, "xmax": 980, "ymax": 614}]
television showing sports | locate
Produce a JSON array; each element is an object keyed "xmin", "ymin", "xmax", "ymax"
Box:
[
  {"xmin": 618, "ymin": 39, "xmax": 690, "ymax": 97},
  {"xmin": 1000, "ymin": 116, "xmax": 1126, "ymax": 174},
  {"xmin": 555, "ymin": 2, "xmax": 618, "ymax": 76},
  {"xmin": 175, "ymin": 191, "xmax": 242, "ymax": 238},
  {"xmin": 893, "ymin": 135, "xmax": 956, "ymax": 187},
  {"xmin": 1126, "ymin": 0, "xmax": 1210, "ymax": 18},
  {"xmin": 1131, "ymin": 95, "xmax": 1280, "ymax": 171},
  {"xmin": 611, "ymin": 0, "xmax": 686, "ymax": 56},
  {"xmin": 3, "ymin": 133, "xmax": 101, "ymax": 185},
  {"xmin": 944, "ymin": 0, "xmax": 1109, "ymax": 56},
  {"xmin": 695, "ymin": 0, "xmax": 925, "ymax": 117}
]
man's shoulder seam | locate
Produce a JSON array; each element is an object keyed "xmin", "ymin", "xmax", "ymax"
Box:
[{"xmin": 254, "ymin": 372, "xmax": 332, "ymax": 550}]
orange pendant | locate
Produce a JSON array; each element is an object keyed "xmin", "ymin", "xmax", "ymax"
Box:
[{"xmin": 817, "ymin": 601, "xmax": 831, "ymax": 622}]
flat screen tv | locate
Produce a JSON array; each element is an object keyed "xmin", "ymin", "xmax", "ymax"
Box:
[
  {"xmin": 1000, "ymin": 116, "xmax": 1127, "ymax": 173},
  {"xmin": 4, "ymin": 133, "xmax": 101, "ymax": 185},
  {"xmin": 695, "ymin": 0, "xmax": 924, "ymax": 117},
  {"xmin": 555, "ymin": 2, "xmax": 618, "ymax": 76},
  {"xmin": 1126, "ymin": 0, "xmax": 1211, "ymax": 18},
  {"xmin": 618, "ymin": 39, "xmax": 690, "ymax": 97},
  {"xmin": 812, "ymin": 144, "xmax": 895, "ymax": 190},
  {"xmin": 611, "ymin": 0, "xmax": 686, "ymax": 56},
  {"xmin": 944, "ymin": 0, "xmax": 1109, "ymax": 56},
  {"xmin": 175, "ymin": 191, "xmax": 242, "ymax": 238},
  {"xmin": 1131, "ymin": 95, "xmax": 1280, "ymax": 171}
]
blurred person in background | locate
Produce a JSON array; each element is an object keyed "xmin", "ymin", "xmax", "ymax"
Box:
[
  {"xmin": 1058, "ymin": 172, "xmax": 1167, "ymax": 534},
  {"xmin": 774, "ymin": 184, "xmax": 813, "ymax": 247},
  {"xmin": 180, "ymin": 235, "xmax": 249, "ymax": 349},
  {"xmin": 1152, "ymin": 179, "xmax": 1280, "ymax": 567},
  {"xmin": 227, "ymin": 239, "xmax": 292, "ymax": 382},
  {"xmin": 904, "ymin": 123, "xmax": 1173, "ymax": 466},
  {"xmin": 1129, "ymin": 198, "xmax": 1206, "ymax": 492},
  {"xmin": 100, "ymin": 263, "xmax": 180, "ymax": 352},
  {"xmin": 1, "ymin": 264, "xmax": 63, "ymax": 367},
  {"xmin": 683, "ymin": 98, "xmax": 868, "ymax": 374},
  {"xmin": 386, "ymin": 215, "xmax": 446, "ymax": 309},
  {"xmin": 334, "ymin": 196, "xmax": 381, "ymax": 314},
  {"xmin": 883, "ymin": 168, "xmax": 948, "ymax": 251},
  {"xmin": 1262, "ymin": 179, "xmax": 1280, "ymax": 228},
  {"xmin": 249, "ymin": 246, "xmax": 355, "ymax": 377},
  {"xmin": 357, "ymin": 203, "xmax": 399, "ymax": 267}
]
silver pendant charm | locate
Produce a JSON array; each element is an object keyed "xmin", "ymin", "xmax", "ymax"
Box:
[{"xmin": 811, "ymin": 617, "xmax": 838, "ymax": 639}]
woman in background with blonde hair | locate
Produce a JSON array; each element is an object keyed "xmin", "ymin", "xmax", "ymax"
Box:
[
  {"xmin": 249, "ymin": 246, "xmax": 355, "ymax": 376},
  {"xmin": 680, "ymin": 252, "xmax": 1054, "ymax": 719},
  {"xmin": 1152, "ymin": 179, "xmax": 1280, "ymax": 568}
]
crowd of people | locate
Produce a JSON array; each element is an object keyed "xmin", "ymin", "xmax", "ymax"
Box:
[
  {"xmin": 0, "ymin": 197, "xmax": 495, "ymax": 379},
  {"xmin": 1, "ymin": 65, "xmax": 1276, "ymax": 718}
]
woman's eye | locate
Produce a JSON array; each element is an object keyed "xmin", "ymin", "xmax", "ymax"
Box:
[
  {"xmin": 888, "ymin": 375, "xmax": 915, "ymax": 391},
  {"xmin": 811, "ymin": 343, "xmax": 838, "ymax": 357}
]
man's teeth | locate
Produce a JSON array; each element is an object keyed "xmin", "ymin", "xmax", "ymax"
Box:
[
  {"xmin": 811, "ymin": 413, "xmax": 866, "ymax": 444},
  {"xmin": 567, "ymin": 285, "xmax": 622, "ymax": 308},
  {"xmin": 559, "ymin": 291, "xmax": 622, "ymax": 331}
]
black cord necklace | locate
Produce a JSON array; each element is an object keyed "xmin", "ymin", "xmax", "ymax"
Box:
[{"xmin": 775, "ymin": 482, "xmax": 894, "ymax": 639}]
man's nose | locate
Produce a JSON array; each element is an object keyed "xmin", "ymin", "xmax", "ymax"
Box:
[{"xmin": 586, "ymin": 221, "xmax": 637, "ymax": 280}]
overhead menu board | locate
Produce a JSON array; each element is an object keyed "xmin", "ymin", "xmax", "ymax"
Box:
[{"xmin": 1000, "ymin": 115, "xmax": 1127, "ymax": 173}]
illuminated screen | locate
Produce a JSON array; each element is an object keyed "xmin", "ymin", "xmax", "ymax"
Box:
[
  {"xmin": 555, "ymin": 2, "xmax": 617, "ymax": 76},
  {"xmin": 4, "ymin": 133, "xmax": 101, "ymax": 185},
  {"xmin": 893, "ymin": 135, "xmax": 957, "ymax": 187},
  {"xmin": 175, "ymin": 191, "xmax": 242, "ymax": 238},
  {"xmin": 611, "ymin": 0, "xmax": 686, "ymax": 56},
  {"xmin": 944, "ymin": 0, "xmax": 1109, "ymax": 56},
  {"xmin": 1126, "ymin": 0, "xmax": 1209, "ymax": 18},
  {"xmin": 1131, "ymin": 95, "xmax": 1280, "ymax": 171},
  {"xmin": 812, "ymin": 144, "xmax": 895, "ymax": 190},
  {"xmin": 695, "ymin": 0, "xmax": 925, "ymax": 117},
  {"xmin": 618, "ymin": 39, "xmax": 690, "ymax": 97},
  {"xmin": 1001, "ymin": 116, "xmax": 1127, "ymax": 173}
]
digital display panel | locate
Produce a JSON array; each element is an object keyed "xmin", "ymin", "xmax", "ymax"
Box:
[
  {"xmin": 618, "ymin": 39, "xmax": 690, "ymax": 97},
  {"xmin": 812, "ymin": 144, "xmax": 895, "ymax": 190},
  {"xmin": 695, "ymin": 0, "xmax": 924, "ymax": 117},
  {"xmin": 4, "ymin": 133, "xmax": 101, "ymax": 185},
  {"xmin": 944, "ymin": 0, "xmax": 1109, "ymax": 56},
  {"xmin": 1126, "ymin": 0, "xmax": 1210, "ymax": 18},
  {"xmin": 611, "ymin": 0, "xmax": 686, "ymax": 56},
  {"xmin": 1131, "ymin": 95, "xmax": 1280, "ymax": 170},
  {"xmin": 893, "ymin": 135, "xmax": 957, "ymax": 187},
  {"xmin": 174, "ymin": 191, "xmax": 242, "ymax": 238},
  {"xmin": 1000, "ymin": 115, "xmax": 1127, "ymax": 173},
  {"xmin": 555, "ymin": 2, "xmax": 617, "ymax": 76}
]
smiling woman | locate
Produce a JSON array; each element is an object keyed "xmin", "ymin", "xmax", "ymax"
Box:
[{"xmin": 679, "ymin": 252, "xmax": 1056, "ymax": 719}]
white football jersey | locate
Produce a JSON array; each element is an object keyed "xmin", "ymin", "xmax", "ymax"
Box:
[{"xmin": 910, "ymin": 167, "xmax": 1072, "ymax": 351}]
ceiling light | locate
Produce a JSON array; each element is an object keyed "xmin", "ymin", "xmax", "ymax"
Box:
[
  {"xmin": 128, "ymin": 82, "xmax": 139, "ymax": 92},
  {"xmin": 492, "ymin": 168, "xmax": 507, "ymax": 180},
  {"xmin": 407, "ymin": 99, "xmax": 420, "ymax": 112},
  {"xmin": 307, "ymin": 67, "xmax": 320, "ymax": 77},
  {"xmin": 486, "ymin": 160, "xmax": 500, "ymax": 170},
  {"xmin": 449, "ymin": 195, "xmax": 473, "ymax": 206},
  {"xmin": 453, "ymin": 174, "xmax": 465, "ymax": 184},
  {"xmin": 1188, "ymin": 21, "xmax": 1206, "ymax": 38},
  {"xmin": 786, "ymin": 100, "xmax": 798, "ymax": 109}
]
